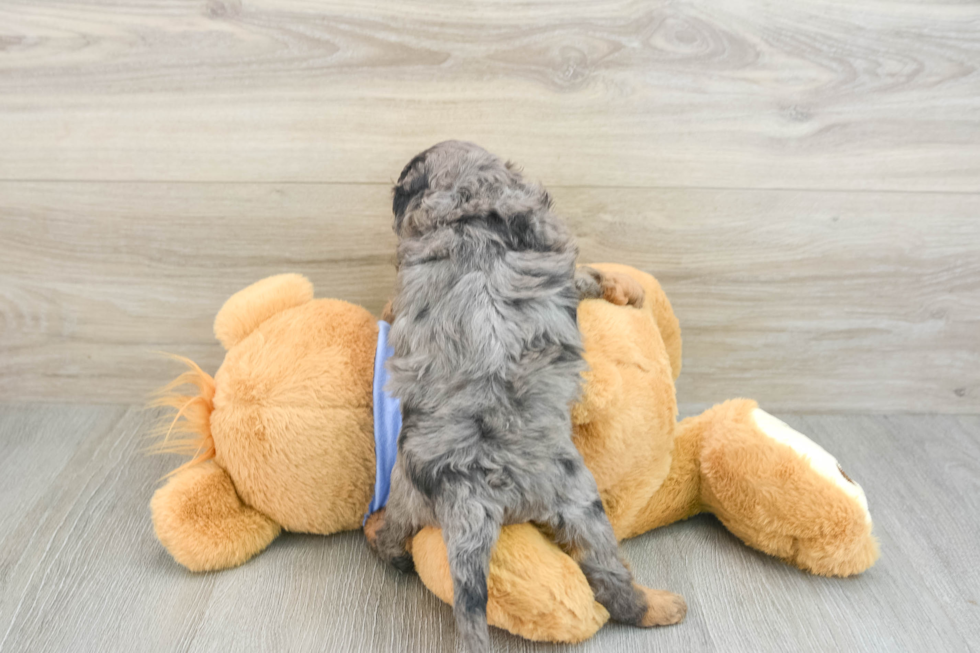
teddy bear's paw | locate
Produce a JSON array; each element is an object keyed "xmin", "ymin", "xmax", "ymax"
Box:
[{"xmin": 636, "ymin": 587, "xmax": 687, "ymax": 627}]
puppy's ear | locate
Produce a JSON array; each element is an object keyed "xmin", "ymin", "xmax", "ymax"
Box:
[
  {"xmin": 392, "ymin": 173, "xmax": 426, "ymax": 227},
  {"xmin": 393, "ymin": 152, "xmax": 430, "ymax": 233}
]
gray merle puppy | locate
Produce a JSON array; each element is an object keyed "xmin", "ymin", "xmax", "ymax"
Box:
[{"xmin": 368, "ymin": 141, "xmax": 686, "ymax": 652}]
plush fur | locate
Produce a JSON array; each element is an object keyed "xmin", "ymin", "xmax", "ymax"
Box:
[
  {"xmin": 151, "ymin": 460, "xmax": 280, "ymax": 571},
  {"xmin": 370, "ymin": 142, "xmax": 680, "ymax": 651},
  {"xmin": 149, "ymin": 264, "xmax": 878, "ymax": 644}
]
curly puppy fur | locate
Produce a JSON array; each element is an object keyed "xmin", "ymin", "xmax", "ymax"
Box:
[{"xmin": 370, "ymin": 141, "xmax": 668, "ymax": 652}]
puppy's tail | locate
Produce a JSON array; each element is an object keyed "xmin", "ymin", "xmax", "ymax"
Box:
[
  {"xmin": 147, "ymin": 354, "xmax": 216, "ymax": 478},
  {"xmin": 437, "ymin": 494, "xmax": 502, "ymax": 653}
]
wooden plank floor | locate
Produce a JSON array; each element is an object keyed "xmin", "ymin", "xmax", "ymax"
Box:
[{"xmin": 1, "ymin": 406, "xmax": 977, "ymax": 652}]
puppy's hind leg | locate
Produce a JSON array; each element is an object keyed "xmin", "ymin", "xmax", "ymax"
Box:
[
  {"xmin": 435, "ymin": 490, "xmax": 503, "ymax": 653},
  {"xmin": 544, "ymin": 475, "xmax": 686, "ymax": 627},
  {"xmin": 368, "ymin": 464, "xmax": 424, "ymax": 573}
]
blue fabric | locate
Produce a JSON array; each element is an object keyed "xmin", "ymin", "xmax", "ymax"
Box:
[{"xmin": 365, "ymin": 320, "xmax": 401, "ymax": 524}]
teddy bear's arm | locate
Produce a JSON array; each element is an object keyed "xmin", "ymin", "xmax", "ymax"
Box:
[
  {"xmin": 412, "ymin": 523, "xmax": 609, "ymax": 643},
  {"xmin": 151, "ymin": 461, "xmax": 281, "ymax": 571}
]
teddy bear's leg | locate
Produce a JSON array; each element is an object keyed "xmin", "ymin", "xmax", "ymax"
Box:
[
  {"xmin": 412, "ymin": 523, "xmax": 609, "ymax": 643},
  {"xmin": 691, "ymin": 399, "xmax": 879, "ymax": 577},
  {"xmin": 151, "ymin": 460, "xmax": 281, "ymax": 572}
]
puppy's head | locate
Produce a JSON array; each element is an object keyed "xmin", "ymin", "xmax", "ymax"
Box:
[{"xmin": 392, "ymin": 141, "xmax": 546, "ymax": 238}]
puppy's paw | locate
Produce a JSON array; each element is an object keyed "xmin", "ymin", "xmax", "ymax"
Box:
[
  {"xmin": 574, "ymin": 265, "xmax": 604, "ymax": 300},
  {"xmin": 380, "ymin": 299, "xmax": 396, "ymax": 324},
  {"xmin": 600, "ymin": 270, "xmax": 645, "ymax": 308},
  {"xmin": 363, "ymin": 508, "xmax": 386, "ymax": 550},
  {"xmin": 636, "ymin": 587, "xmax": 687, "ymax": 627},
  {"xmin": 390, "ymin": 553, "xmax": 415, "ymax": 574},
  {"xmin": 364, "ymin": 509, "xmax": 416, "ymax": 573}
]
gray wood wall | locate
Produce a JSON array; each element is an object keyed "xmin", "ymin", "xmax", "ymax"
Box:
[{"xmin": 1, "ymin": 0, "xmax": 978, "ymax": 412}]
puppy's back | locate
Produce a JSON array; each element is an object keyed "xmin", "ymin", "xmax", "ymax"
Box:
[{"xmin": 386, "ymin": 143, "xmax": 583, "ymax": 418}]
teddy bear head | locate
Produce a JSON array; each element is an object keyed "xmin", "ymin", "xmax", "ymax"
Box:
[{"xmin": 156, "ymin": 274, "xmax": 381, "ymax": 546}]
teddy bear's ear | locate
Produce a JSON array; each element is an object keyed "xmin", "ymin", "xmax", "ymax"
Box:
[{"xmin": 214, "ymin": 274, "xmax": 314, "ymax": 350}]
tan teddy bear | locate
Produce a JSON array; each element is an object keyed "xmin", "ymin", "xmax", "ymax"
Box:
[{"xmin": 150, "ymin": 263, "xmax": 878, "ymax": 643}]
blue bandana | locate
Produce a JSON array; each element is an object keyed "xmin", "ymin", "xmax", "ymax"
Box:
[{"xmin": 365, "ymin": 321, "xmax": 401, "ymax": 524}]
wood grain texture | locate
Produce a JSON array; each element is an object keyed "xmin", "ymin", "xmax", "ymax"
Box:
[
  {"xmin": 1, "ymin": 181, "xmax": 977, "ymax": 411},
  {"xmin": 1, "ymin": 0, "xmax": 978, "ymax": 410},
  {"xmin": 0, "ymin": 406, "xmax": 978, "ymax": 652},
  {"xmin": 0, "ymin": 0, "xmax": 979, "ymax": 190}
]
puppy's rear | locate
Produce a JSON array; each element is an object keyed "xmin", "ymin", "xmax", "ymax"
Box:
[{"xmin": 371, "ymin": 142, "xmax": 685, "ymax": 652}]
